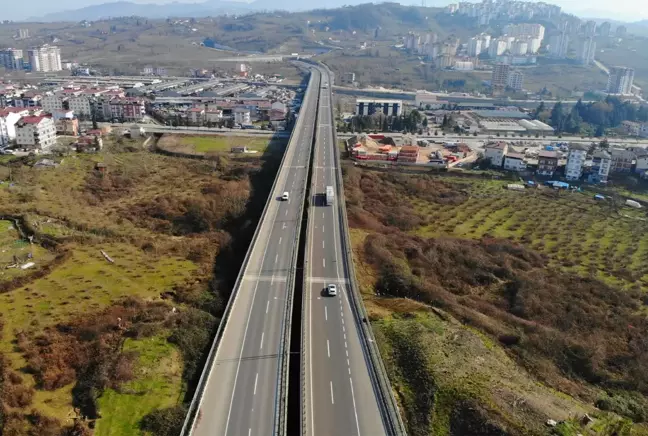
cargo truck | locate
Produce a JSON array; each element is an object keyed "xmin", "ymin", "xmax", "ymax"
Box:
[{"xmin": 325, "ymin": 186, "xmax": 334, "ymax": 206}]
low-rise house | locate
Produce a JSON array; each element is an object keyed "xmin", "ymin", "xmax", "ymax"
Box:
[
  {"xmin": 588, "ymin": 150, "xmax": 611, "ymax": 183},
  {"xmin": 503, "ymin": 152, "xmax": 527, "ymax": 171},
  {"xmin": 205, "ymin": 110, "xmax": 223, "ymax": 123},
  {"xmin": 233, "ymin": 107, "xmax": 251, "ymax": 125},
  {"xmin": 188, "ymin": 107, "xmax": 204, "ymax": 124},
  {"xmin": 537, "ymin": 150, "xmax": 558, "ymax": 176},
  {"xmin": 635, "ymin": 153, "xmax": 648, "ymax": 177},
  {"xmin": 55, "ymin": 118, "xmax": 79, "ymax": 136},
  {"xmin": 15, "ymin": 116, "xmax": 57, "ymax": 150},
  {"xmin": 109, "ymin": 98, "xmax": 146, "ymax": 122},
  {"xmin": 483, "ymin": 142, "xmax": 508, "ymax": 167},
  {"xmin": 565, "ymin": 143, "xmax": 589, "ymax": 180},
  {"xmin": 610, "ymin": 147, "xmax": 635, "ymax": 172}
]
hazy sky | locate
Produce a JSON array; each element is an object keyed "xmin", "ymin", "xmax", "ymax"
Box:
[{"xmin": 5, "ymin": 0, "xmax": 646, "ymax": 22}]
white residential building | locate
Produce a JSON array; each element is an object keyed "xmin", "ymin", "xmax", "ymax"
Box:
[
  {"xmin": 510, "ymin": 40, "xmax": 528, "ymax": 56},
  {"xmin": 578, "ymin": 37, "xmax": 596, "ymax": 65},
  {"xmin": 507, "ymin": 70, "xmax": 524, "ymax": 91},
  {"xmin": 69, "ymin": 96, "xmax": 93, "ymax": 117},
  {"xmin": 27, "ymin": 45, "xmax": 62, "ymax": 72},
  {"xmin": 549, "ymin": 32, "xmax": 569, "ymax": 58},
  {"xmin": 41, "ymin": 94, "xmax": 66, "ymax": 114},
  {"xmin": 526, "ymin": 38, "xmax": 541, "ymax": 54},
  {"xmin": 488, "ymin": 38, "xmax": 507, "ymax": 57},
  {"xmin": 188, "ymin": 108, "xmax": 204, "ymax": 124},
  {"xmin": 205, "ymin": 110, "xmax": 223, "ymax": 123},
  {"xmin": 503, "ymin": 23, "xmax": 545, "ymax": 41},
  {"xmin": 15, "ymin": 116, "xmax": 57, "ymax": 150},
  {"xmin": 504, "ymin": 153, "xmax": 526, "ymax": 171},
  {"xmin": 0, "ymin": 108, "xmax": 29, "ymax": 146},
  {"xmin": 607, "ymin": 66, "xmax": 635, "ymax": 94},
  {"xmin": 467, "ymin": 37, "xmax": 482, "ymax": 57},
  {"xmin": 484, "ymin": 142, "xmax": 508, "ymax": 167},
  {"xmin": 233, "ymin": 108, "xmax": 251, "ymax": 125},
  {"xmin": 565, "ymin": 143, "xmax": 588, "ymax": 180},
  {"xmin": 635, "ymin": 153, "xmax": 648, "ymax": 176}
]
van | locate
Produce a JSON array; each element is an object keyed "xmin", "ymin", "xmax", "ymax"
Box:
[{"xmin": 281, "ymin": 192, "xmax": 289, "ymax": 201}]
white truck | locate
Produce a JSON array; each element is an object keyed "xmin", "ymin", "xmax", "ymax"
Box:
[{"xmin": 325, "ymin": 186, "xmax": 334, "ymax": 206}]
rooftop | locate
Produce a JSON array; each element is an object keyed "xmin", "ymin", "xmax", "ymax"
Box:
[
  {"xmin": 19, "ymin": 116, "xmax": 48, "ymax": 124},
  {"xmin": 538, "ymin": 150, "xmax": 558, "ymax": 159},
  {"xmin": 506, "ymin": 152, "xmax": 526, "ymax": 160},
  {"xmin": 485, "ymin": 142, "xmax": 507, "ymax": 150},
  {"xmin": 473, "ymin": 110, "xmax": 529, "ymax": 119}
]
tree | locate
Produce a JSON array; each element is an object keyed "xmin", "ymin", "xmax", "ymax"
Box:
[
  {"xmin": 442, "ymin": 114, "xmax": 448, "ymax": 128},
  {"xmin": 595, "ymin": 125, "xmax": 605, "ymax": 137},
  {"xmin": 550, "ymin": 101, "xmax": 565, "ymax": 132},
  {"xmin": 422, "ymin": 117, "xmax": 428, "ymax": 127},
  {"xmin": 533, "ymin": 101, "xmax": 545, "ymax": 120}
]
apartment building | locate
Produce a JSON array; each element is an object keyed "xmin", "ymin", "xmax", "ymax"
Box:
[
  {"xmin": 610, "ymin": 147, "xmax": 635, "ymax": 172},
  {"xmin": 507, "ymin": 70, "xmax": 524, "ymax": 91},
  {"xmin": 0, "ymin": 108, "xmax": 29, "ymax": 146},
  {"xmin": 484, "ymin": 142, "xmax": 508, "ymax": 167},
  {"xmin": 27, "ymin": 45, "xmax": 62, "ymax": 72},
  {"xmin": 578, "ymin": 37, "xmax": 596, "ymax": 65},
  {"xmin": 588, "ymin": 150, "xmax": 611, "ymax": 183},
  {"xmin": 109, "ymin": 99, "xmax": 146, "ymax": 122},
  {"xmin": 41, "ymin": 94, "xmax": 67, "ymax": 113},
  {"xmin": 15, "ymin": 116, "xmax": 57, "ymax": 150},
  {"xmin": 607, "ymin": 66, "xmax": 635, "ymax": 94},
  {"xmin": 355, "ymin": 99, "xmax": 402, "ymax": 117},
  {"xmin": 537, "ymin": 150, "xmax": 559, "ymax": 176},
  {"xmin": 565, "ymin": 143, "xmax": 588, "ymax": 180},
  {"xmin": 68, "ymin": 95, "xmax": 93, "ymax": 117},
  {"xmin": 503, "ymin": 152, "xmax": 526, "ymax": 171},
  {"xmin": 233, "ymin": 107, "xmax": 251, "ymax": 125},
  {"xmin": 0, "ymin": 48, "xmax": 24, "ymax": 70},
  {"xmin": 491, "ymin": 63, "xmax": 511, "ymax": 88}
]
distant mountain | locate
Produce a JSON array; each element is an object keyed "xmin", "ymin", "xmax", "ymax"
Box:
[
  {"xmin": 33, "ymin": 0, "xmax": 255, "ymax": 22},
  {"xmin": 31, "ymin": 0, "xmax": 425, "ymax": 22}
]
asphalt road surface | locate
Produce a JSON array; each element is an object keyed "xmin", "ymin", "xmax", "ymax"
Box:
[
  {"xmin": 190, "ymin": 68, "xmax": 320, "ymax": 436},
  {"xmin": 303, "ymin": 70, "xmax": 387, "ymax": 436}
]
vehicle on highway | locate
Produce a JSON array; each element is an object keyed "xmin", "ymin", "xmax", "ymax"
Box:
[
  {"xmin": 326, "ymin": 284, "xmax": 337, "ymax": 296},
  {"xmin": 325, "ymin": 186, "xmax": 334, "ymax": 206},
  {"xmin": 281, "ymin": 191, "xmax": 290, "ymax": 201}
]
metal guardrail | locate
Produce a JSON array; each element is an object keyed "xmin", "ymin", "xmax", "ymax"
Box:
[
  {"xmin": 179, "ymin": 70, "xmax": 319, "ymax": 436},
  {"xmin": 274, "ymin": 67, "xmax": 321, "ymax": 436},
  {"xmin": 323, "ymin": 65, "xmax": 408, "ymax": 436}
]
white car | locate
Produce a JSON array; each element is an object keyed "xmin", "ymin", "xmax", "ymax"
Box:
[
  {"xmin": 327, "ymin": 284, "xmax": 337, "ymax": 296},
  {"xmin": 281, "ymin": 192, "xmax": 290, "ymax": 201}
]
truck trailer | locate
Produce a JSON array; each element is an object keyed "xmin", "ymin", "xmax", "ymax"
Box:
[{"xmin": 325, "ymin": 186, "xmax": 334, "ymax": 206}]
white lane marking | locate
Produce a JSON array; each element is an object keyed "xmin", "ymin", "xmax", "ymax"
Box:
[
  {"xmin": 348, "ymin": 368, "xmax": 351, "ymax": 375},
  {"xmin": 350, "ymin": 378, "xmax": 361, "ymax": 436},
  {"xmin": 266, "ymin": 300, "xmax": 270, "ymax": 314},
  {"xmin": 254, "ymin": 373, "xmax": 258, "ymax": 395},
  {"xmin": 322, "ymin": 240, "xmax": 325, "ymax": 249},
  {"xmin": 344, "ymin": 341, "xmax": 347, "ymax": 348},
  {"xmin": 285, "ymin": 209, "xmax": 288, "ymax": 216},
  {"xmin": 325, "ymin": 306, "xmax": 328, "ymax": 321},
  {"xmin": 279, "ymin": 237, "xmax": 282, "ymax": 245},
  {"xmin": 327, "ymin": 339, "xmax": 330, "ymax": 358},
  {"xmin": 248, "ymin": 429, "xmax": 252, "ymax": 436},
  {"xmin": 346, "ymin": 349, "xmax": 348, "ymax": 357},
  {"xmin": 282, "ymin": 222, "xmax": 286, "ymax": 229},
  {"xmin": 275, "ymin": 254, "xmax": 278, "ymax": 263},
  {"xmin": 323, "ymin": 258, "xmax": 326, "ymax": 267},
  {"xmin": 322, "ymin": 225, "xmax": 325, "ymax": 233},
  {"xmin": 322, "ymin": 212, "xmax": 325, "ymax": 218},
  {"xmin": 344, "ymin": 333, "xmax": 347, "ymax": 341},
  {"xmin": 330, "ymin": 381, "xmax": 335, "ymax": 404},
  {"xmin": 260, "ymin": 332, "xmax": 264, "ymax": 350},
  {"xmin": 347, "ymin": 358, "xmax": 350, "ymax": 366},
  {"xmin": 342, "ymin": 325, "xmax": 345, "ymax": 333}
]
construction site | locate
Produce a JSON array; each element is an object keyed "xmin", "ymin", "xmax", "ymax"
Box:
[{"xmin": 345, "ymin": 134, "xmax": 476, "ymax": 167}]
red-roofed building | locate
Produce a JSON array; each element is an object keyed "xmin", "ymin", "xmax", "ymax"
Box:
[
  {"xmin": 15, "ymin": 116, "xmax": 57, "ymax": 149},
  {"xmin": 109, "ymin": 98, "xmax": 146, "ymax": 122}
]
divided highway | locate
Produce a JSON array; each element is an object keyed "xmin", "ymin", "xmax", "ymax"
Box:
[
  {"xmin": 183, "ymin": 68, "xmax": 321, "ymax": 436},
  {"xmin": 301, "ymin": 69, "xmax": 391, "ymax": 435}
]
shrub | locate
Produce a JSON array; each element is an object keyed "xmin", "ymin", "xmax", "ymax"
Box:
[{"xmin": 140, "ymin": 406, "xmax": 187, "ymax": 436}]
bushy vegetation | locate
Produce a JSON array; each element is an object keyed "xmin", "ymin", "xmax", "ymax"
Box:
[
  {"xmin": 0, "ymin": 147, "xmax": 277, "ymax": 434},
  {"xmin": 344, "ymin": 165, "xmax": 648, "ymax": 434}
]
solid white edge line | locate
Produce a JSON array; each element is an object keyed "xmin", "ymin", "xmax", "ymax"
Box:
[
  {"xmin": 350, "ymin": 378, "xmax": 361, "ymax": 436},
  {"xmin": 330, "ymin": 381, "xmax": 335, "ymax": 405}
]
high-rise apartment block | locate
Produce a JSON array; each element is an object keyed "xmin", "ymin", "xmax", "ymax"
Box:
[
  {"xmin": 578, "ymin": 37, "xmax": 596, "ymax": 65},
  {"xmin": 491, "ymin": 63, "xmax": 511, "ymax": 88},
  {"xmin": 0, "ymin": 48, "xmax": 24, "ymax": 70},
  {"xmin": 507, "ymin": 70, "xmax": 524, "ymax": 91},
  {"xmin": 27, "ymin": 45, "xmax": 62, "ymax": 72},
  {"xmin": 503, "ymin": 23, "xmax": 545, "ymax": 41},
  {"xmin": 607, "ymin": 66, "xmax": 635, "ymax": 94},
  {"xmin": 548, "ymin": 32, "xmax": 569, "ymax": 58}
]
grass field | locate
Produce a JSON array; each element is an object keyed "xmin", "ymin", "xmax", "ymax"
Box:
[
  {"xmin": 0, "ymin": 220, "xmax": 55, "ymax": 281},
  {"xmin": 157, "ymin": 134, "xmax": 288, "ymax": 157},
  {"xmin": 0, "ymin": 145, "xmax": 269, "ymax": 434},
  {"xmin": 95, "ymin": 335, "xmax": 182, "ymax": 436}
]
